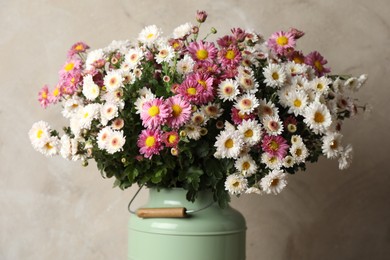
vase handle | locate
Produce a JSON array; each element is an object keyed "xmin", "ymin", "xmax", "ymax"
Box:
[{"xmin": 136, "ymin": 207, "xmax": 187, "ymax": 218}]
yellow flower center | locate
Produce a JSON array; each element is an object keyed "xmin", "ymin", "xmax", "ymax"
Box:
[
  {"xmin": 197, "ymin": 80, "xmax": 207, "ymax": 89},
  {"xmin": 293, "ymin": 99, "xmax": 302, "ymax": 107},
  {"xmin": 314, "ymin": 61, "xmax": 323, "ymax": 72},
  {"xmin": 295, "ymin": 148, "xmax": 302, "ymax": 157},
  {"xmin": 293, "ymin": 56, "xmax": 304, "ymax": 64},
  {"xmin": 232, "ymin": 181, "xmax": 240, "ymax": 187},
  {"xmin": 74, "ymin": 44, "xmax": 84, "ymax": 51},
  {"xmin": 270, "ymin": 178, "xmax": 279, "ymax": 187},
  {"xmin": 45, "ymin": 142, "xmax": 53, "ymax": 150},
  {"xmin": 168, "ymin": 135, "xmax": 177, "ymax": 144},
  {"xmin": 64, "ymin": 62, "xmax": 74, "ymax": 72},
  {"xmin": 147, "ymin": 33, "xmax": 154, "ymax": 39},
  {"xmin": 196, "ymin": 49, "xmax": 208, "ymax": 60},
  {"xmin": 172, "ymin": 104, "xmax": 182, "ymax": 117},
  {"xmin": 276, "ymin": 36, "xmax": 288, "ymax": 46},
  {"xmin": 36, "ymin": 129, "xmax": 43, "ymax": 139},
  {"xmin": 187, "ymin": 87, "xmax": 197, "ymax": 95},
  {"xmin": 41, "ymin": 91, "xmax": 48, "ymax": 99},
  {"xmin": 225, "ymin": 50, "xmax": 235, "ymax": 60},
  {"xmin": 53, "ymin": 87, "xmax": 60, "ymax": 97},
  {"xmin": 242, "ymin": 161, "xmax": 250, "ymax": 170},
  {"xmin": 316, "ymin": 83, "xmax": 324, "ymax": 90},
  {"xmin": 272, "ymin": 72, "xmax": 279, "ymax": 80},
  {"xmin": 269, "ymin": 140, "xmax": 279, "ymax": 151},
  {"xmin": 314, "ymin": 111, "xmax": 325, "ymax": 123},
  {"xmin": 244, "ymin": 129, "xmax": 253, "ymax": 138},
  {"xmin": 145, "ymin": 136, "xmax": 156, "ymax": 147},
  {"xmin": 83, "ymin": 112, "xmax": 89, "ymax": 118},
  {"xmin": 225, "ymin": 138, "xmax": 234, "ymax": 149},
  {"xmin": 148, "ymin": 105, "xmax": 160, "ymax": 117}
]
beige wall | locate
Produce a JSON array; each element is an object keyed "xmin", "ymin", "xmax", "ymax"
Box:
[{"xmin": 1, "ymin": 0, "xmax": 389, "ymax": 259}]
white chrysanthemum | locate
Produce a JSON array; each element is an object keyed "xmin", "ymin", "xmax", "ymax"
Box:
[
  {"xmin": 245, "ymin": 187, "xmax": 263, "ymax": 194},
  {"xmin": 82, "ymin": 74, "xmax": 100, "ymax": 101},
  {"xmin": 70, "ymin": 137, "xmax": 86, "ymax": 161},
  {"xmin": 262, "ymin": 115, "xmax": 283, "ymax": 136},
  {"xmin": 344, "ymin": 77, "xmax": 359, "ymax": 92},
  {"xmin": 201, "ymin": 102, "xmax": 223, "ymax": 119},
  {"xmin": 60, "ymin": 135, "xmax": 72, "ymax": 160},
  {"xmin": 282, "ymin": 155, "xmax": 295, "ymax": 168},
  {"xmin": 260, "ymin": 169, "xmax": 287, "ymax": 195},
  {"xmin": 217, "ymin": 79, "xmax": 240, "ymax": 101},
  {"xmin": 69, "ymin": 116, "xmax": 82, "ymax": 137},
  {"xmin": 285, "ymin": 61, "xmax": 305, "ymax": 76},
  {"xmin": 263, "ymin": 63, "xmax": 286, "ymax": 88},
  {"xmin": 237, "ymin": 75, "xmax": 259, "ymax": 94},
  {"xmin": 105, "ymin": 130, "xmax": 126, "ymax": 154},
  {"xmin": 237, "ymin": 119, "xmax": 262, "ymax": 146},
  {"xmin": 225, "ymin": 174, "xmax": 248, "ymax": 195},
  {"xmin": 304, "ymin": 102, "xmax": 332, "ymax": 134},
  {"xmin": 102, "ymin": 89, "xmax": 125, "ymax": 110},
  {"xmin": 172, "ymin": 22, "xmax": 193, "ymax": 39},
  {"xmin": 258, "ymin": 98, "xmax": 279, "ymax": 118},
  {"xmin": 214, "ymin": 129, "xmax": 244, "ymax": 159},
  {"xmin": 310, "ymin": 76, "xmax": 331, "ymax": 95},
  {"xmin": 104, "ymin": 70, "xmax": 123, "ymax": 92},
  {"xmin": 234, "ymin": 93, "xmax": 259, "ymax": 115},
  {"xmin": 138, "ymin": 25, "xmax": 162, "ymax": 47},
  {"xmin": 286, "ymin": 90, "xmax": 308, "ymax": 116},
  {"xmin": 289, "ymin": 142, "xmax": 308, "ymax": 163},
  {"xmin": 191, "ymin": 110, "xmax": 209, "ymax": 126},
  {"xmin": 176, "ymin": 55, "xmax": 195, "ymax": 75},
  {"xmin": 104, "ymin": 40, "xmax": 131, "ymax": 54},
  {"xmin": 78, "ymin": 104, "xmax": 100, "ymax": 130},
  {"xmin": 124, "ymin": 47, "xmax": 144, "ymax": 69},
  {"xmin": 155, "ymin": 44, "xmax": 175, "ymax": 64},
  {"xmin": 235, "ymin": 154, "xmax": 258, "ymax": 176},
  {"xmin": 291, "ymin": 75, "xmax": 310, "ymax": 91},
  {"xmin": 185, "ymin": 124, "xmax": 202, "ymax": 140},
  {"xmin": 291, "ymin": 134, "xmax": 303, "ymax": 145},
  {"xmin": 97, "ymin": 126, "xmax": 113, "ymax": 150},
  {"xmin": 62, "ymin": 96, "xmax": 83, "ymax": 119},
  {"xmin": 237, "ymin": 66, "xmax": 255, "ymax": 78},
  {"xmin": 40, "ymin": 136, "xmax": 60, "ymax": 157},
  {"xmin": 29, "ymin": 121, "xmax": 51, "ymax": 149},
  {"xmin": 322, "ymin": 132, "xmax": 343, "ymax": 159},
  {"xmin": 100, "ymin": 103, "xmax": 118, "ymax": 126},
  {"xmin": 261, "ymin": 153, "xmax": 282, "ymax": 170},
  {"xmin": 338, "ymin": 144, "xmax": 353, "ymax": 170},
  {"xmin": 122, "ymin": 71, "xmax": 136, "ymax": 85},
  {"xmin": 332, "ymin": 77, "xmax": 344, "ymax": 94},
  {"xmin": 277, "ymin": 85, "xmax": 295, "ymax": 108},
  {"xmin": 85, "ymin": 49, "xmax": 104, "ymax": 70}
]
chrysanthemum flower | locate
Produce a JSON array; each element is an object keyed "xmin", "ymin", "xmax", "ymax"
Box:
[
  {"xmin": 234, "ymin": 93, "xmax": 259, "ymax": 115},
  {"xmin": 191, "ymin": 110, "xmax": 209, "ymax": 126},
  {"xmin": 62, "ymin": 96, "xmax": 83, "ymax": 118},
  {"xmin": 311, "ymin": 76, "xmax": 331, "ymax": 95},
  {"xmin": 77, "ymin": 104, "xmax": 100, "ymax": 130},
  {"xmin": 67, "ymin": 42, "xmax": 89, "ymax": 58},
  {"xmin": 177, "ymin": 77, "xmax": 204, "ymax": 105},
  {"xmin": 218, "ymin": 46, "xmax": 241, "ymax": 68},
  {"xmin": 217, "ymin": 79, "xmax": 240, "ymax": 101},
  {"xmin": 338, "ymin": 144, "xmax": 353, "ymax": 170},
  {"xmin": 287, "ymin": 50, "xmax": 305, "ymax": 64},
  {"xmin": 267, "ymin": 31, "xmax": 296, "ymax": 55},
  {"xmin": 289, "ymin": 142, "xmax": 308, "ymax": 163},
  {"xmin": 100, "ymin": 103, "xmax": 118, "ymax": 126},
  {"xmin": 286, "ymin": 90, "xmax": 308, "ymax": 116},
  {"xmin": 48, "ymin": 84, "xmax": 62, "ymax": 104},
  {"xmin": 172, "ymin": 22, "xmax": 193, "ymax": 39},
  {"xmin": 235, "ymin": 154, "xmax": 258, "ymax": 177},
  {"xmin": 155, "ymin": 44, "xmax": 175, "ymax": 64},
  {"xmin": 137, "ymin": 129, "xmax": 163, "ymax": 159},
  {"xmin": 38, "ymin": 84, "xmax": 50, "ymax": 108},
  {"xmin": 263, "ymin": 63, "xmax": 287, "ymax": 88},
  {"xmin": 140, "ymin": 98, "xmax": 171, "ymax": 129},
  {"xmin": 124, "ymin": 47, "xmax": 144, "ymax": 69},
  {"xmin": 237, "ymin": 119, "xmax": 262, "ymax": 146},
  {"xmin": 138, "ymin": 25, "xmax": 162, "ymax": 47},
  {"xmin": 165, "ymin": 95, "xmax": 192, "ymax": 129},
  {"xmin": 262, "ymin": 115, "xmax": 284, "ymax": 136},
  {"xmin": 305, "ymin": 51, "xmax": 331, "ymax": 76},
  {"xmin": 261, "ymin": 134, "xmax": 289, "ymax": 160},
  {"xmin": 260, "ymin": 169, "xmax": 288, "ymax": 195},
  {"xmin": 104, "ymin": 70, "xmax": 123, "ymax": 92},
  {"xmin": 40, "ymin": 136, "xmax": 60, "ymax": 157},
  {"xmin": 192, "ymin": 72, "xmax": 215, "ymax": 104},
  {"xmin": 237, "ymin": 74, "xmax": 259, "ymax": 94},
  {"xmin": 176, "ymin": 55, "xmax": 195, "ymax": 75},
  {"xmin": 282, "ymin": 155, "xmax": 295, "ymax": 168},
  {"xmin": 322, "ymin": 132, "xmax": 343, "ymax": 159},
  {"xmin": 231, "ymin": 107, "xmax": 256, "ymax": 125},
  {"xmin": 111, "ymin": 118, "xmax": 124, "ymax": 130},
  {"xmin": 162, "ymin": 131, "xmax": 180, "ymax": 147},
  {"xmin": 187, "ymin": 41, "xmax": 218, "ymax": 63},
  {"xmin": 29, "ymin": 121, "xmax": 51, "ymax": 149},
  {"xmin": 82, "ymin": 75, "xmax": 100, "ymax": 101},
  {"xmin": 201, "ymin": 102, "xmax": 223, "ymax": 119},
  {"xmin": 214, "ymin": 128, "xmax": 244, "ymax": 159},
  {"xmin": 303, "ymin": 102, "xmax": 332, "ymax": 134},
  {"xmin": 225, "ymin": 174, "xmax": 248, "ymax": 195},
  {"xmin": 97, "ymin": 126, "xmax": 113, "ymax": 150},
  {"xmin": 184, "ymin": 123, "xmax": 202, "ymax": 140},
  {"xmin": 106, "ymin": 130, "xmax": 126, "ymax": 154},
  {"xmin": 258, "ymin": 99, "xmax": 279, "ymax": 118}
]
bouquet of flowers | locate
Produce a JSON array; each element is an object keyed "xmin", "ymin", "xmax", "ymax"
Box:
[{"xmin": 29, "ymin": 11, "xmax": 368, "ymax": 207}]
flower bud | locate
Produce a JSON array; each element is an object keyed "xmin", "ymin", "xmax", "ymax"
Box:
[
  {"xmin": 196, "ymin": 10, "xmax": 208, "ymax": 23},
  {"xmin": 171, "ymin": 147, "xmax": 179, "ymax": 156},
  {"xmin": 179, "ymin": 130, "xmax": 187, "ymax": 137},
  {"xmin": 191, "ymin": 26, "xmax": 199, "ymax": 35},
  {"xmin": 82, "ymin": 160, "xmax": 88, "ymax": 167},
  {"xmin": 210, "ymin": 27, "xmax": 217, "ymax": 34}
]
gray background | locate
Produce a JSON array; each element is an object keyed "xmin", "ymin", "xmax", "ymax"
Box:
[{"xmin": 1, "ymin": 0, "xmax": 389, "ymax": 259}]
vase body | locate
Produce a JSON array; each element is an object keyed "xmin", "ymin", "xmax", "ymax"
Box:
[{"xmin": 128, "ymin": 188, "xmax": 246, "ymax": 260}]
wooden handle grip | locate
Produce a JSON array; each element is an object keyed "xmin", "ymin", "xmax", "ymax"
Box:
[{"xmin": 136, "ymin": 207, "xmax": 187, "ymax": 218}]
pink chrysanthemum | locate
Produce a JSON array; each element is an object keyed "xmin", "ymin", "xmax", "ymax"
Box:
[
  {"xmin": 192, "ymin": 72, "xmax": 214, "ymax": 103},
  {"xmin": 304, "ymin": 51, "xmax": 331, "ymax": 76},
  {"xmin": 162, "ymin": 131, "xmax": 180, "ymax": 147},
  {"xmin": 218, "ymin": 46, "xmax": 241, "ymax": 68},
  {"xmin": 287, "ymin": 50, "xmax": 305, "ymax": 64},
  {"xmin": 267, "ymin": 31, "xmax": 296, "ymax": 56},
  {"xmin": 59, "ymin": 59, "xmax": 83, "ymax": 80},
  {"xmin": 231, "ymin": 107, "xmax": 256, "ymax": 125},
  {"xmin": 177, "ymin": 77, "xmax": 204, "ymax": 105},
  {"xmin": 166, "ymin": 95, "xmax": 192, "ymax": 129},
  {"xmin": 67, "ymin": 42, "xmax": 90, "ymax": 58},
  {"xmin": 187, "ymin": 41, "xmax": 218, "ymax": 63},
  {"xmin": 140, "ymin": 98, "xmax": 171, "ymax": 129},
  {"xmin": 38, "ymin": 84, "xmax": 50, "ymax": 108},
  {"xmin": 137, "ymin": 129, "xmax": 163, "ymax": 159},
  {"xmin": 48, "ymin": 84, "xmax": 62, "ymax": 104},
  {"xmin": 193, "ymin": 61, "xmax": 221, "ymax": 75},
  {"xmin": 217, "ymin": 35, "xmax": 237, "ymax": 48},
  {"xmin": 261, "ymin": 134, "xmax": 289, "ymax": 160}
]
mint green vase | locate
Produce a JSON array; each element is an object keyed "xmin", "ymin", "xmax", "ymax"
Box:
[{"xmin": 128, "ymin": 188, "xmax": 246, "ymax": 260}]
